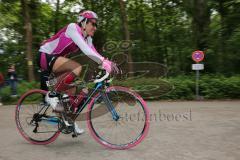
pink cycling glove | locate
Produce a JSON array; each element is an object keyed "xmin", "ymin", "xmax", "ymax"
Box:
[{"xmin": 101, "ymin": 59, "xmax": 119, "ymax": 74}]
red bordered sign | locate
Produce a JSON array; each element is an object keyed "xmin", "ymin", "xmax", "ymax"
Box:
[{"xmin": 192, "ymin": 50, "xmax": 204, "ymax": 63}]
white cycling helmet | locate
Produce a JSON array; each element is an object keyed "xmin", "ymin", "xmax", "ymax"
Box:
[{"xmin": 77, "ymin": 10, "xmax": 98, "ymax": 23}]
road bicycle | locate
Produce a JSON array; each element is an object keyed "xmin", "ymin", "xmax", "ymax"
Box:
[{"xmin": 15, "ymin": 69, "xmax": 150, "ymax": 149}]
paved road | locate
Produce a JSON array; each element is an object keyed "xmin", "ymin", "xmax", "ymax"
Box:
[{"xmin": 0, "ymin": 101, "xmax": 239, "ymax": 160}]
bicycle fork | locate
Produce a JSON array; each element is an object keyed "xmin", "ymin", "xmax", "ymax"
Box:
[{"xmin": 100, "ymin": 92, "xmax": 120, "ymax": 121}]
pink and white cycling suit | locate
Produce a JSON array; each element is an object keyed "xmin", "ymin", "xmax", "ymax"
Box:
[{"xmin": 39, "ymin": 23, "xmax": 104, "ymax": 70}]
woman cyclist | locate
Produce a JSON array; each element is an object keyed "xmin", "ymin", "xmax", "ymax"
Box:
[{"xmin": 37, "ymin": 10, "xmax": 118, "ymax": 134}]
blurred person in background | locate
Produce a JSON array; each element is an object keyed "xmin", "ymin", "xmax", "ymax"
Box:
[
  {"xmin": 7, "ymin": 64, "xmax": 18, "ymax": 97},
  {"xmin": 0, "ymin": 72, "xmax": 4, "ymax": 105}
]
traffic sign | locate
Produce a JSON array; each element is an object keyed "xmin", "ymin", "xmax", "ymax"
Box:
[
  {"xmin": 192, "ymin": 50, "xmax": 204, "ymax": 63},
  {"xmin": 192, "ymin": 64, "xmax": 204, "ymax": 70}
]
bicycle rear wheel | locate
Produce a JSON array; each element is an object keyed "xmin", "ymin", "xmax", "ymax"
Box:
[
  {"xmin": 15, "ymin": 89, "xmax": 60, "ymax": 145},
  {"xmin": 87, "ymin": 86, "xmax": 150, "ymax": 149}
]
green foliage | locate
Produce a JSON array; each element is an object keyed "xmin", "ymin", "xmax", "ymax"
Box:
[
  {"xmin": 113, "ymin": 75, "xmax": 240, "ymax": 100},
  {"xmin": 113, "ymin": 77, "xmax": 173, "ymax": 100},
  {"xmin": 0, "ymin": 75, "xmax": 239, "ymax": 104},
  {"xmin": 161, "ymin": 75, "xmax": 240, "ymax": 100},
  {"xmin": 161, "ymin": 76, "xmax": 196, "ymax": 100},
  {"xmin": 0, "ymin": 81, "xmax": 39, "ymax": 103},
  {"xmin": 0, "ymin": 0, "xmax": 240, "ymax": 80},
  {"xmin": 199, "ymin": 75, "xmax": 240, "ymax": 99}
]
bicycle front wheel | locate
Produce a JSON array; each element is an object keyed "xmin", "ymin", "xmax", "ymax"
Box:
[
  {"xmin": 87, "ymin": 86, "xmax": 150, "ymax": 149},
  {"xmin": 15, "ymin": 89, "xmax": 60, "ymax": 145}
]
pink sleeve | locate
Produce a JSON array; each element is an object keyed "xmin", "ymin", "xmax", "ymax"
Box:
[
  {"xmin": 65, "ymin": 23, "xmax": 104, "ymax": 64},
  {"xmin": 91, "ymin": 45, "xmax": 104, "ymax": 59}
]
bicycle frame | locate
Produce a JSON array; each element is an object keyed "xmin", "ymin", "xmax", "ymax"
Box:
[{"xmin": 72, "ymin": 81, "xmax": 119, "ymax": 121}]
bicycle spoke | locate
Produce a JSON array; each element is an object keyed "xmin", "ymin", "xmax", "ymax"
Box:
[
  {"xmin": 16, "ymin": 90, "xmax": 60, "ymax": 144},
  {"xmin": 88, "ymin": 87, "xmax": 149, "ymax": 149}
]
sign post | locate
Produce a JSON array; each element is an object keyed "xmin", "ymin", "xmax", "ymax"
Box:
[{"xmin": 192, "ymin": 50, "xmax": 205, "ymax": 100}]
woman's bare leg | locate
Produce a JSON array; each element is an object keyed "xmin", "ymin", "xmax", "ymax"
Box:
[
  {"xmin": 52, "ymin": 57, "xmax": 82, "ymax": 94},
  {"xmin": 53, "ymin": 57, "xmax": 82, "ymax": 76}
]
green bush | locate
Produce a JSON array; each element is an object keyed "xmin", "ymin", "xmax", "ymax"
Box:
[
  {"xmin": 0, "ymin": 75, "xmax": 239, "ymax": 104},
  {"xmin": 199, "ymin": 75, "xmax": 240, "ymax": 99},
  {"xmin": 160, "ymin": 77, "xmax": 195, "ymax": 100},
  {"xmin": 113, "ymin": 77, "xmax": 173, "ymax": 100},
  {"xmin": 113, "ymin": 75, "xmax": 240, "ymax": 100},
  {"xmin": 0, "ymin": 81, "xmax": 40, "ymax": 104}
]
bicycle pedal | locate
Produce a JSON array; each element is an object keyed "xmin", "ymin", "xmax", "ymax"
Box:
[{"xmin": 72, "ymin": 132, "xmax": 78, "ymax": 138}]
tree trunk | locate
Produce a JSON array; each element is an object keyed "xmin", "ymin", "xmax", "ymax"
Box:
[
  {"xmin": 151, "ymin": 0, "xmax": 164, "ymax": 63},
  {"xmin": 151, "ymin": 1, "xmax": 157, "ymax": 42},
  {"xmin": 119, "ymin": 0, "xmax": 130, "ymax": 42},
  {"xmin": 192, "ymin": 0, "xmax": 210, "ymax": 50},
  {"xmin": 21, "ymin": 0, "xmax": 35, "ymax": 81},
  {"xmin": 118, "ymin": 0, "xmax": 133, "ymax": 75},
  {"xmin": 218, "ymin": 0, "xmax": 228, "ymax": 71},
  {"xmin": 139, "ymin": 0, "xmax": 147, "ymax": 42},
  {"xmin": 54, "ymin": 0, "xmax": 60, "ymax": 33}
]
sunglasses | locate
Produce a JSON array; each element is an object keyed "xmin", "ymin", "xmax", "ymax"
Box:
[{"xmin": 89, "ymin": 20, "xmax": 98, "ymax": 28}]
